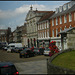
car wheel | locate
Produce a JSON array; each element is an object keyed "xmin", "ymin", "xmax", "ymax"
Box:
[{"xmin": 20, "ymin": 54, "xmax": 22, "ymax": 58}]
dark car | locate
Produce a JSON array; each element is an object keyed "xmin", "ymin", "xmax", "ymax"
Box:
[
  {"xmin": 20, "ymin": 48, "xmax": 35, "ymax": 58},
  {"xmin": 0, "ymin": 62, "xmax": 19, "ymax": 75},
  {"xmin": 11, "ymin": 47, "xmax": 24, "ymax": 53},
  {"xmin": 33, "ymin": 48, "xmax": 45, "ymax": 55}
]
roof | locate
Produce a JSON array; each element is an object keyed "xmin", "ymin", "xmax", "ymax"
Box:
[
  {"xmin": 59, "ymin": 27, "xmax": 75, "ymax": 34},
  {"xmin": 33, "ymin": 11, "xmax": 53, "ymax": 13},
  {"xmin": 38, "ymin": 11, "xmax": 54, "ymax": 22},
  {"xmin": 0, "ymin": 62, "xmax": 14, "ymax": 67},
  {"xmin": 50, "ymin": 4, "xmax": 75, "ymax": 19}
]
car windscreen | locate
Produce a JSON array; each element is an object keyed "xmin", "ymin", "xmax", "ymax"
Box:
[{"xmin": 1, "ymin": 65, "xmax": 17, "ymax": 74}]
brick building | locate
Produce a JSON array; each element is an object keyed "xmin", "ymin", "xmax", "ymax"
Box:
[
  {"xmin": 37, "ymin": 11, "xmax": 54, "ymax": 48},
  {"xmin": 0, "ymin": 27, "xmax": 11, "ymax": 43},
  {"xmin": 49, "ymin": 1, "xmax": 75, "ymax": 49}
]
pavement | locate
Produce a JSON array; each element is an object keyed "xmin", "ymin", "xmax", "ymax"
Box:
[{"xmin": 14, "ymin": 59, "xmax": 47, "ymax": 74}]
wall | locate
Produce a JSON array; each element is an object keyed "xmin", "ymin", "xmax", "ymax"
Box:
[
  {"xmin": 67, "ymin": 29, "xmax": 75, "ymax": 49},
  {"xmin": 47, "ymin": 49, "xmax": 75, "ymax": 74}
]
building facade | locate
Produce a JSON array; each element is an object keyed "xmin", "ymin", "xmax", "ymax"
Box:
[
  {"xmin": 49, "ymin": 1, "xmax": 75, "ymax": 50},
  {"xmin": 37, "ymin": 12, "xmax": 54, "ymax": 48},
  {"xmin": 0, "ymin": 27, "xmax": 11, "ymax": 43},
  {"xmin": 25, "ymin": 6, "xmax": 54, "ymax": 48},
  {"xmin": 22, "ymin": 23, "xmax": 27, "ymax": 47}
]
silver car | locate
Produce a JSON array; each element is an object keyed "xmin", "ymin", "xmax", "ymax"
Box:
[{"xmin": 44, "ymin": 48, "xmax": 51, "ymax": 56}]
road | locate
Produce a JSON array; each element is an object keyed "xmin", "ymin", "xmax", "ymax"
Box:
[
  {"xmin": 0, "ymin": 50, "xmax": 49, "ymax": 63},
  {"xmin": 0, "ymin": 50, "xmax": 49, "ymax": 74}
]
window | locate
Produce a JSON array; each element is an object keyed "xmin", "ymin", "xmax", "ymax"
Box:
[
  {"xmin": 52, "ymin": 19, "xmax": 54, "ymax": 26},
  {"xmin": 43, "ymin": 32, "xmax": 44, "ymax": 38},
  {"xmin": 52, "ymin": 29, "xmax": 54, "ymax": 37},
  {"xmin": 60, "ymin": 27, "xmax": 62, "ymax": 32},
  {"xmin": 45, "ymin": 30, "xmax": 46, "ymax": 38},
  {"xmin": 69, "ymin": 13, "xmax": 72, "ymax": 22},
  {"xmin": 56, "ymin": 29, "xmax": 58, "ymax": 37},
  {"xmin": 59, "ymin": 6, "xmax": 62, "ymax": 12},
  {"xmin": 64, "ymin": 15, "xmax": 67, "ymax": 23},
  {"xmin": 45, "ymin": 23, "xmax": 46, "ymax": 29},
  {"xmin": 38, "ymin": 25, "xmax": 39, "ymax": 30},
  {"xmin": 60, "ymin": 16, "xmax": 62, "ymax": 24},
  {"xmin": 56, "ymin": 17, "xmax": 58, "ymax": 25},
  {"xmin": 40, "ymin": 33, "xmax": 41, "ymax": 38},
  {"xmin": 47, "ymin": 22, "xmax": 49, "ymax": 28},
  {"xmin": 47, "ymin": 31, "xmax": 49, "ymax": 37},
  {"xmin": 40, "ymin": 24, "xmax": 41, "ymax": 30},
  {"xmin": 64, "ymin": 26, "xmax": 67, "ymax": 30},
  {"xmin": 69, "ymin": 25, "xmax": 72, "ymax": 28},
  {"xmin": 63, "ymin": 4, "xmax": 67, "ymax": 11}
]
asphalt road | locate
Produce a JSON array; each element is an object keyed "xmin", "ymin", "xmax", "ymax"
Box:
[
  {"xmin": 0, "ymin": 50, "xmax": 49, "ymax": 63},
  {"xmin": 0, "ymin": 50, "xmax": 50, "ymax": 74}
]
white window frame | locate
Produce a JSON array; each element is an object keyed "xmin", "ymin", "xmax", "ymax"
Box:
[
  {"xmin": 45, "ymin": 30, "xmax": 46, "ymax": 38},
  {"xmin": 64, "ymin": 15, "xmax": 67, "ymax": 23},
  {"xmin": 38, "ymin": 25, "xmax": 39, "ymax": 30},
  {"xmin": 69, "ymin": 13, "xmax": 72, "ymax": 22},
  {"xmin": 47, "ymin": 31, "xmax": 49, "ymax": 37},
  {"xmin": 43, "ymin": 32, "xmax": 44, "ymax": 38},
  {"xmin": 56, "ymin": 17, "xmax": 58, "ymax": 25},
  {"xmin": 69, "ymin": 25, "xmax": 72, "ymax": 28},
  {"xmin": 45, "ymin": 23, "xmax": 46, "ymax": 29},
  {"xmin": 52, "ymin": 29, "xmax": 54, "ymax": 37},
  {"xmin": 52, "ymin": 19, "xmax": 54, "ymax": 26},
  {"xmin": 56, "ymin": 29, "xmax": 58, "ymax": 37},
  {"xmin": 60, "ymin": 27, "xmax": 62, "ymax": 32},
  {"xmin": 60, "ymin": 16, "xmax": 62, "ymax": 24}
]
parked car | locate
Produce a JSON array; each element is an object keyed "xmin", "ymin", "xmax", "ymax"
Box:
[
  {"xmin": 11, "ymin": 47, "xmax": 24, "ymax": 53},
  {"xmin": 20, "ymin": 48, "xmax": 35, "ymax": 58},
  {"xmin": 0, "ymin": 62, "xmax": 19, "ymax": 75},
  {"xmin": 2, "ymin": 46, "xmax": 8, "ymax": 51},
  {"xmin": 33, "ymin": 48, "xmax": 45, "ymax": 55},
  {"xmin": 7, "ymin": 45, "xmax": 15, "ymax": 53},
  {"xmin": 44, "ymin": 48, "xmax": 51, "ymax": 56}
]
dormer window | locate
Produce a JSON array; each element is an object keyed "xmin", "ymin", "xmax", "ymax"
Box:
[
  {"xmin": 68, "ymin": 2, "xmax": 72, "ymax": 9},
  {"xmin": 63, "ymin": 4, "xmax": 68, "ymax": 11},
  {"xmin": 59, "ymin": 6, "xmax": 63, "ymax": 12},
  {"xmin": 55, "ymin": 8, "xmax": 59, "ymax": 14}
]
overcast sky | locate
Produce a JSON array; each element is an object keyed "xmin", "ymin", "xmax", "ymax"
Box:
[{"xmin": 0, "ymin": 1, "xmax": 70, "ymax": 31}]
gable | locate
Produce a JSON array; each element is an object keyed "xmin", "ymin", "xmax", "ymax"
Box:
[{"xmin": 25, "ymin": 11, "xmax": 36, "ymax": 21}]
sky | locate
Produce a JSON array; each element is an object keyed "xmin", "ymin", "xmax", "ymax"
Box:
[{"xmin": 0, "ymin": 1, "xmax": 70, "ymax": 31}]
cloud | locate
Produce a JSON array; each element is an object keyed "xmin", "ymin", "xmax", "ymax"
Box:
[{"xmin": 0, "ymin": 4, "xmax": 57, "ymax": 19}]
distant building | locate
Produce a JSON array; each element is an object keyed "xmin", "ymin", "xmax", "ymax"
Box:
[
  {"xmin": 21, "ymin": 23, "xmax": 27, "ymax": 47},
  {"xmin": 0, "ymin": 27, "xmax": 11, "ymax": 43}
]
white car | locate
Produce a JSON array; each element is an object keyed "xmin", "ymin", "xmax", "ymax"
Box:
[
  {"xmin": 7, "ymin": 45, "xmax": 15, "ymax": 53},
  {"xmin": 7, "ymin": 48, "xmax": 11, "ymax": 53},
  {"xmin": 44, "ymin": 48, "xmax": 51, "ymax": 56}
]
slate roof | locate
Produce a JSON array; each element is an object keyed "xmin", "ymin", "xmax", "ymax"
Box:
[
  {"xmin": 33, "ymin": 11, "xmax": 53, "ymax": 13},
  {"xmin": 59, "ymin": 27, "xmax": 75, "ymax": 34},
  {"xmin": 50, "ymin": 4, "xmax": 75, "ymax": 19},
  {"xmin": 38, "ymin": 11, "xmax": 54, "ymax": 23}
]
